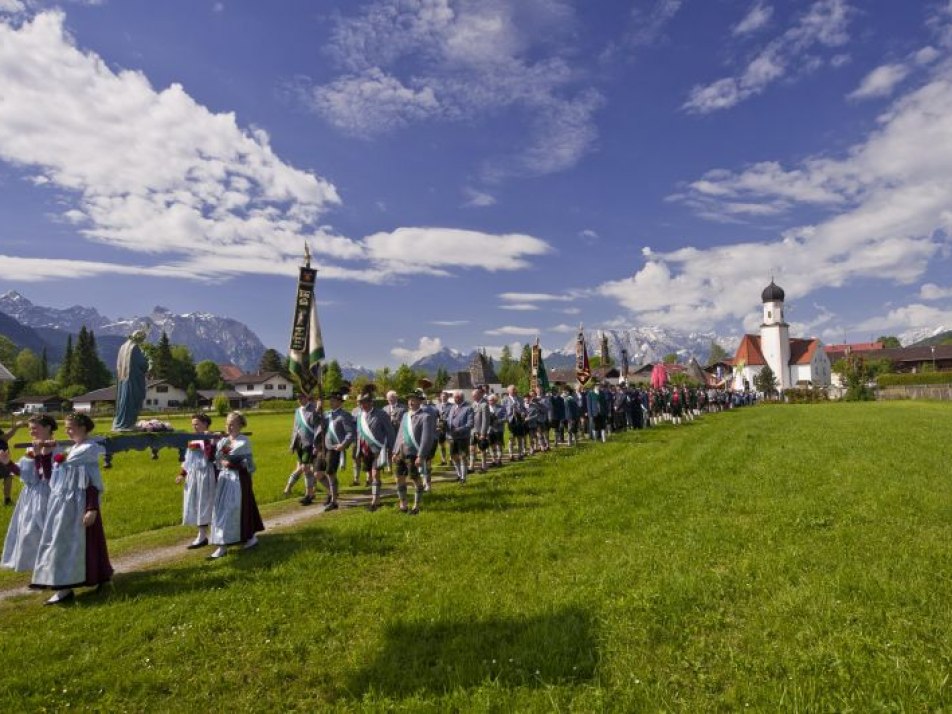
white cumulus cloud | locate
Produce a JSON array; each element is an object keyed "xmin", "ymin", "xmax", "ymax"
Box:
[
  {"xmin": 606, "ymin": 68, "xmax": 952, "ymax": 332},
  {"xmin": 391, "ymin": 336, "xmax": 445, "ymax": 363},
  {"xmin": 0, "ymin": 12, "xmax": 553, "ymax": 285}
]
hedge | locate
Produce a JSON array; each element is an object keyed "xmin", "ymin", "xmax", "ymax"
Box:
[{"xmin": 876, "ymin": 372, "xmax": 952, "ymax": 386}]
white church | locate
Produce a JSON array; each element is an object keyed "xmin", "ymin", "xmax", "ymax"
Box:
[{"xmin": 731, "ymin": 280, "xmax": 832, "ymax": 392}]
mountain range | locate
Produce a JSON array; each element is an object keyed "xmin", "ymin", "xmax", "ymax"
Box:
[
  {"xmin": 0, "ymin": 291, "xmax": 267, "ymax": 372},
  {"xmin": 1, "ymin": 290, "xmax": 944, "ymax": 378}
]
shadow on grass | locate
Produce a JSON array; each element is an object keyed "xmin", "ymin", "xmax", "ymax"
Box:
[
  {"xmin": 105, "ymin": 528, "xmax": 394, "ymax": 602},
  {"xmin": 345, "ymin": 606, "xmax": 597, "ymax": 697}
]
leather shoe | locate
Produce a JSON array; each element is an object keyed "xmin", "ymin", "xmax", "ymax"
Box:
[
  {"xmin": 44, "ymin": 590, "xmax": 75, "ymax": 605},
  {"xmin": 186, "ymin": 539, "xmax": 208, "ymax": 550},
  {"xmin": 299, "ymin": 495, "xmax": 314, "ymax": 506},
  {"xmin": 323, "ymin": 501, "xmax": 339, "ymax": 512}
]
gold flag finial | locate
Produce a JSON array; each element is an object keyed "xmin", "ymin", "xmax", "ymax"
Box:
[{"xmin": 303, "ymin": 242, "xmax": 311, "ymax": 267}]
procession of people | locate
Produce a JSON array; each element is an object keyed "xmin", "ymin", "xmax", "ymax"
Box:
[{"xmin": 0, "ymin": 377, "xmax": 759, "ymax": 604}]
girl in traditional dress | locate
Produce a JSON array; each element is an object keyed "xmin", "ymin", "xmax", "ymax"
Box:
[
  {"xmin": 31, "ymin": 413, "xmax": 112, "ymax": 605},
  {"xmin": 208, "ymin": 412, "xmax": 263, "ymax": 560},
  {"xmin": 176, "ymin": 413, "xmax": 217, "ymax": 550},
  {"xmin": 2, "ymin": 415, "xmax": 59, "ymax": 572}
]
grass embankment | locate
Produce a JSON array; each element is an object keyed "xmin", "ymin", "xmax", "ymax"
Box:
[{"xmin": 1, "ymin": 402, "xmax": 951, "ymax": 711}]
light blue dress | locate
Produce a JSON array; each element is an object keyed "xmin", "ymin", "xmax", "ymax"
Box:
[
  {"xmin": 31, "ymin": 442, "xmax": 106, "ymax": 588},
  {"xmin": 182, "ymin": 440, "xmax": 216, "ymax": 527},
  {"xmin": 1, "ymin": 452, "xmax": 55, "ymax": 572},
  {"xmin": 210, "ymin": 437, "xmax": 254, "ymax": 546}
]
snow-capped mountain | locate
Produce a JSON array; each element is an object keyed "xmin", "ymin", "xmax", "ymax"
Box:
[
  {"xmin": 0, "ymin": 290, "xmax": 111, "ymax": 334},
  {"xmin": 0, "ymin": 292, "xmax": 267, "ymax": 372},
  {"xmin": 901, "ymin": 325, "xmax": 949, "ymax": 347},
  {"xmin": 339, "ymin": 361, "xmax": 375, "ymax": 381},
  {"xmin": 409, "ymin": 347, "xmax": 471, "ymax": 374},
  {"xmin": 551, "ymin": 326, "xmax": 737, "ymax": 367}
]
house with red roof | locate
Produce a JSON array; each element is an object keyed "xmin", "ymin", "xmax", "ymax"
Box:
[{"xmin": 731, "ymin": 281, "xmax": 832, "ymax": 392}]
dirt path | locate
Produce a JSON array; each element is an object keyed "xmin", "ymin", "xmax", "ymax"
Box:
[{"xmin": 0, "ymin": 469, "xmax": 467, "ymax": 602}]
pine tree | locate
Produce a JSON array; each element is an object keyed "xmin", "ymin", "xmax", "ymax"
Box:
[
  {"xmin": 152, "ymin": 331, "xmax": 173, "ymax": 381},
  {"xmin": 322, "ymin": 360, "xmax": 344, "ymax": 395},
  {"xmin": 72, "ymin": 327, "xmax": 93, "ymax": 389},
  {"xmin": 258, "ymin": 348, "xmax": 286, "ymax": 375},
  {"xmin": 88, "ymin": 331, "xmax": 113, "ymax": 389},
  {"xmin": 58, "ymin": 334, "xmax": 75, "ymax": 386},
  {"xmin": 754, "ymin": 364, "xmax": 778, "ymax": 397},
  {"xmin": 40, "ymin": 347, "xmax": 49, "ymax": 381}
]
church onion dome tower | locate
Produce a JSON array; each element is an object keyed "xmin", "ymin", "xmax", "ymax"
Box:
[{"xmin": 761, "ymin": 280, "xmax": 785, "ymax": 303}]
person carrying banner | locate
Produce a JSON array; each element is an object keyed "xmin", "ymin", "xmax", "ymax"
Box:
[
  {"xmin": 322, "ymin": 391, "xmax": 354, "ymax": 512},
  {"xmin": 286, "ymin": 391, "xmax": 321, "ymax": 503}
]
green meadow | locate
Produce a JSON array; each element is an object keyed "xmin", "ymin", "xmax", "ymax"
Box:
[{"xmin": 1, "ymin": 401, "xmax": 952, "ymax": 711}]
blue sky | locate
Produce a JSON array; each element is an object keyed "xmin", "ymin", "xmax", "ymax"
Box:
[{"xmin": 2, "ymin": 0, "xmax": 952, "ymax": 367}]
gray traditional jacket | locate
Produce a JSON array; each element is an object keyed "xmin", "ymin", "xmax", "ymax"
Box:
[
  {"xmin": 324, "ymin": 408, "xmax": 355, "ymax": 450},
  {"xmin": 392, "ymin": 407, "xmax": 435, "ymax": 458}
]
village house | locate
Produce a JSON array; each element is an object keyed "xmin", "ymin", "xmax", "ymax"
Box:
[
  {"xmin": 71, "ymin": 380, "xmax": 188, "ymax": 414},
  {"xmin": 225, "ymin": 371, "xmax": 295, "ymax": 403}
]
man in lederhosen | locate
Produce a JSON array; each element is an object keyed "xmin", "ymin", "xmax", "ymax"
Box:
[
  {"xmin": 391, "ymin": 391, "xmax": 434, "ymax": 514},
  {"xmin": 354, "ymin": 390, "xmax": 395, "ymax": 512},
  {"xmin": 286, "ymin": 391, "xmax": 320, "ymax": 504},
  {"xmin": 446, "ymin": 389, "xmax": 474, "ymax": 483},
  {"xmin": 322, "ymin": 391, "xmax": 355, "ymax": 511}
]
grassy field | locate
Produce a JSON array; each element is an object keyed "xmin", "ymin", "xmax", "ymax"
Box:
[{"xmin": 1, "ymin": 401, "xmax": 951, "ymax": 711}]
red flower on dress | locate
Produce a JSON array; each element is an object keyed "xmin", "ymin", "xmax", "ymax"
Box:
[
  {"xmin": 53, "ymin": 453, "xmax": 66, "ymax": 464},
  {"xmin": 188, "ymin": 442, "xmax": 203, "ymax": 451},
  {"xmin": 220, "ymin": 444, "xmax": 232, "ymax": 455},
  {"xmin": 25, "ymin": 449, "xmax": 35, "ymax": 459}
]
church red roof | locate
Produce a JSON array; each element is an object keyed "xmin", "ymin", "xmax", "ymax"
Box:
[
  {"xmin": 733, "ymin": 335, "xmax": 821, "ymax": 366},
  {"xmin": 789, "ymin": 338, "xmax": 820, "ymax": 365},
  {"xmin": 733, "ymin": 334, "xmax": 767, "ymax": 366}
]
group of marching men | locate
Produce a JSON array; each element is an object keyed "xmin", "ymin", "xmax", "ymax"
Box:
[{"xmin": 279, "ymin": 381, "xmax": 757, "ymax": 517}]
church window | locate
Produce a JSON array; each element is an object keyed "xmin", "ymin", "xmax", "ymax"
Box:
[{"xmin": 767, "ymin": 310, "xmax": 772, "ymax": 319}]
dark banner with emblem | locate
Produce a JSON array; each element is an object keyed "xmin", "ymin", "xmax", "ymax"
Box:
[
  {"xmin": 575, "ymin": 330, "xmax": 591, "ymax": 386},
  {"xmin": 288, "ymin": 262, "xmax": 325, "ymax": 396},
  {"xmin": 289, "ymin": 266, "xmax": 317, "ymax": 353}
]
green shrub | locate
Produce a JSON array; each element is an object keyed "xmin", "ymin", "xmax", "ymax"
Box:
[
  {"xmin": 784, "ymin": 387, "xmax": 829, "ymax": 403},
  {"xmin": 877, "ymin": 372, "xmax": 952, "ymax": 387},
  {"xmin": 212, "ymin": 392, "xmax": 231, "ymax": 416}
]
